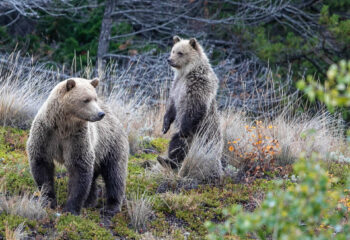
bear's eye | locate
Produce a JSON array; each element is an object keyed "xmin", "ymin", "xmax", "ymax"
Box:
[
  {"xmin": 178, "ymin": 51, "xmax": 183, "ymax": 56},
  {"xmin": 83, "ymin": 99, "xmax": 90, "ymax": 103}
]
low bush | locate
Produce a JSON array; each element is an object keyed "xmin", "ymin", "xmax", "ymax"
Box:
[{"xmin": 206, "ymin": 154, "xmax": 350, "ymax": 239}]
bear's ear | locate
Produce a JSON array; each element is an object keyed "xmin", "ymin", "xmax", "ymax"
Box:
[
  {"xmin": 173, "ymin": 35, "xmax": 181, "ymax": 44},
  {"xmin": 66, "ymin": 79, "xmax": 76, "ymax": 92},
  {"xmin": 91, "ymin": 78, "xmax": 99, "ymax": 88},
  {"xmin": 189, "ymin": 38, "xmax": 198, "ymax": 50}
]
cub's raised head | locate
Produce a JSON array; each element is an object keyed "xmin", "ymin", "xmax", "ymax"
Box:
[
  {"xmin": 59, "ymin": 78, "xmax": 105, "ymax": 122},
  {"xmin": 167, "ymin": 36, "xmax": 207, "ymax": 69}
]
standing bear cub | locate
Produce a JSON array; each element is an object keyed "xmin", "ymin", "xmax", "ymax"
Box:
[
  {"xmin": 158, "ymin": 36, "xmax": 222, "ymax": 170},
  {"xmin": 27, "ymin": 78, "xmax": 129, "ymax": 216}
]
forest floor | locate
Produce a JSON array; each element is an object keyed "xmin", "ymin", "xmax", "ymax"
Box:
[{"xmin": 1, "ymin": 126, "xmax": 350, "ymax": 239}]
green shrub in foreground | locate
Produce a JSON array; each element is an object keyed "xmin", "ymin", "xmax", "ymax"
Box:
[
  {"xmin": 297, "ymin": 60, "xmax": 350, "ymax": 118},
  {"xmin": 206, "ymin": 153, "xmax": 350, "ymax": 239}
]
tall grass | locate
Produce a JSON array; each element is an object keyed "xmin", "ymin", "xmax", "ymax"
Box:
[
  {"xmin": 4, "ymin": 222, "xmax": 27, "ymax": 240},
  {"xmin": 126, "ymin": 191, "xmax": 154, "ymax": 232},
  {"xmin": 222, "ymin": 109, "xmax": 344, "ymax": 169},
  {"xmin": 0, "ymin": 52, "xmax": 347, "ymax": 181},
  {"xmin": 179, "ymin": 119, "xmax": 224, "ymax": 181},
  {"xmin": 0, "ymin": 193, "xmax": 47, "ymax": 220},
  {"xmin": 0, "ymin": 53, "xmax": 58, "ymax": 128}
]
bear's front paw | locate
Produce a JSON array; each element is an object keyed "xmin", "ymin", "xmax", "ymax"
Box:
[
  {"xmin": 64, "ymin": 203, "xmax": 81, "ymax": 215},
  {"xmin": 40, "ymin": 196, "xmax": 57, "ymax": 209},
  {"xmin": 100, "ymin": 205, "xmax": 120, "ymax": 218},
  {"xmin": 84, "ymin": 199, "xmax": 97, "ymax": 208},
  {"xmin": 49, "ymin": 199, "xmax": 57, "ymax": 209}
]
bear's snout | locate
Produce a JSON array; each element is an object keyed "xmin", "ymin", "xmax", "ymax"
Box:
[
  {"xmin": 167, "ymin": 58, "xmax": 177, "ymax": 68},
  {"xmin": 98, "ymin": 111, "xmax": 105, "ymax": 120}
]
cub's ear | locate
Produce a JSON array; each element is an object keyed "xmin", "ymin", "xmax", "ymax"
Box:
[
  {"xmin": 66, "ymin": 79, "xmax": 76, "ymax": 91},
  {"xmin": 91, "ymin": 78, "xmax": 99, "ymax": 88},
  {"xmin": 173, "ymin": 35, "xmax": 181, "ymax": 44},
  {"xmin": 189, "ymin": 38, "xmax": 198, "ymax": 50}
]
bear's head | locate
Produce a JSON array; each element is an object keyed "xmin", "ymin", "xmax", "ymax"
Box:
[
  {"xmin": 59, "ymin": 78, "xmax": 105, "ymax": 122},
  {"xmin": 167, "ymin": 36, "xmax": 206, "ymax": 69}
]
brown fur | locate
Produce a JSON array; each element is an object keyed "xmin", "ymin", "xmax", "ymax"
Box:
[
  {"xmin": 160, "ymin": 36, "xmax": 222, "ymax": 171},
  {"xmin": 26, "ymin": 78, "xmax": 129, "ymax": 216}
]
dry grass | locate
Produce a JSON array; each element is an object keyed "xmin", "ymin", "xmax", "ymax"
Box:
[
  {"xmin": 0, "ymin": 193, "xmax": 47, "ymax": 220},
  {"xmin": 0, "ymin": 52, "xmax": 347, "ymax": 183},
  {"xmin": 126, "ymin": 192, "xmax": 154, "ymax": 232},
  {"xmin": 179, "ymin": 120, "xmax": 224, "ymax": 181},
  {"xmin": 161, "ymin": 192, "xmax": 201, "ymax": 212},
  {"xmin": 5, "ymin": 222, "xmax": 27, "ymax": 240},
  {"xmin": 107, "ymin": 81, "xmax": 170, "ymax": 154},
  {"xmin": 0, "ymin": 53, "xmax": 56, "ymax": 128},
  {"xmin": 222, "ymin": 110, "xmax": 345, "ymax": 170}
]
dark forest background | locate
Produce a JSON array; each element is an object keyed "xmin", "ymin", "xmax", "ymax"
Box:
[{"xmin": 1, "ymin": 0, "xmax": 350, "ymax": 117}]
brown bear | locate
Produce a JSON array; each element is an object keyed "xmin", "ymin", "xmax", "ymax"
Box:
[
  {"xmin": 26, "ymin": 78, "xmax": 129, "ymax": 216},
  {"xmin": 158, "ymin": 36, "xmax": 222, "ymax": 171}
]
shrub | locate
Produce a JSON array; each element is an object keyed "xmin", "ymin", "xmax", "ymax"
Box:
[
  {"xmin": 227, "ymin": 120, "xmax": 280, "ymax": 178},
  {"xmin": 223, "ymin": 111, "xmax": 344, "ymax": 172},
  {"xmin": 298, "ymin": 60, "xmax": 350, "ymax": 119},
  {"xmin": 206, "ymin": 154, "xmax": 350, "ymax": 239}
]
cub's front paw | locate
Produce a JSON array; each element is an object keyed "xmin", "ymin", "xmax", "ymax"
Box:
[{"xmin": 162, "ymin": 119, "xmax": 170, "ymax": 134}]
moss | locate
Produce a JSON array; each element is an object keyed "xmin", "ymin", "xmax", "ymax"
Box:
[
  {"xmin": 0, "ymin": 169, "xmax": 36, "ymax": 195},
  {"xmin": 0, "ymin": 126, "xmax": 301, "ymax": 238},
  {"xmin": 0, "ymin": 127, "xmax": 35, "ymax": 194},
  {"xmin": 138, "ymin": 137, "xmax": 169, "ymax": 154},
  {"xmin": 0, "ymin": 127, "xmax": 28, "ymax": 151},
  {"xmin": 112, "ymin": 212, "xmax": 140, "ymax": 239},
  {"xmin": 149, "ymin": 138, "xmax": 169, "ymax": 153},
  {"xmin": 55, "ymin": 213, "xmax": 114, "ymax": 240},
  {"xmin": 149, "ymin": 212, "xmax": 185, "ymax": 239},
  {"xmin": 126, "ymin": 154, "xmax": 159, "ymax": 196},
  {"xmin": 152, "ymin": 178, "xmax": 288, "ymax": 238},
  {"xmin": 83, "ymin": 209, "xmax": 102, "ymax": 223},
  {"xmin": 131, "ymin": 153, "xmax": 157, "ymax": 162},
  {"xmin": 55, "ymin": 176, "xmax": 69, "ymax": 206},
  {"xmin": 0, "ymin": 213, "xmax": 36, "ymax": 238}
]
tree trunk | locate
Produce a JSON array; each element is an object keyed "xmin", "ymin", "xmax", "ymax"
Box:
[{"xmin": 96, "ymin": 0, "xmax": 115, "ymax": 93}]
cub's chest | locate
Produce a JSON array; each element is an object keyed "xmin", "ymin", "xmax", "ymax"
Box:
[{"xmin": 171, "ymin": 78, "xmax": 187, "ymax": 108}]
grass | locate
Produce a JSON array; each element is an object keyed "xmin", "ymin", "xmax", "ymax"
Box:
[
  {"xmin": 0, "ymin": 117, "xmax": 349, "ymax": 239},
  {"xmin": 5, "ymin": 222, "xmax": 27, "ymax": 240},
  {"xmin": 0, "ymin": 193, "xmax": 47, "ymax": 221},
  {"xmin": 179, "ymin": 120, "xmax": 224, "ymax": 181},
  {"xmin": 0, "ymin": 56, "xmax": 349, "ymax": 238},
  {"xmin": 0, "ymin": 125, "xmax": 303, "ymax": 239},
  {"xmin": 126, "ymin": 192, "xmax": 154, "ymax": 232}
]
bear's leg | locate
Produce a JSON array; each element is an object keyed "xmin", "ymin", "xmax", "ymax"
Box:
[
  {"xmin": 100, "ymin": 155, "xmax": 125, "ymax": 217},
  {"xmin": 65, "ymin": 164, "xmax": 93, "ymax": 215},
  {"xmin": 30, "ymin": 159, "xmax": 56, "ymax": 208},
  {"xmin": 84, "ymin": 169, "xmax": 100, "ymax": 208},
  {"xmin": 167, "ymin": 132, "xmax": 189, "ymax": 169}
]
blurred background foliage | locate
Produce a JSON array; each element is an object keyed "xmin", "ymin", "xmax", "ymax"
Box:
[
  {"xmin": 0, "ymin": 0, "xmax": 349, "ymax": 74},
  {"xmin": 0, "ymin": 0, "xmax": 350, "ymax": 121}
]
